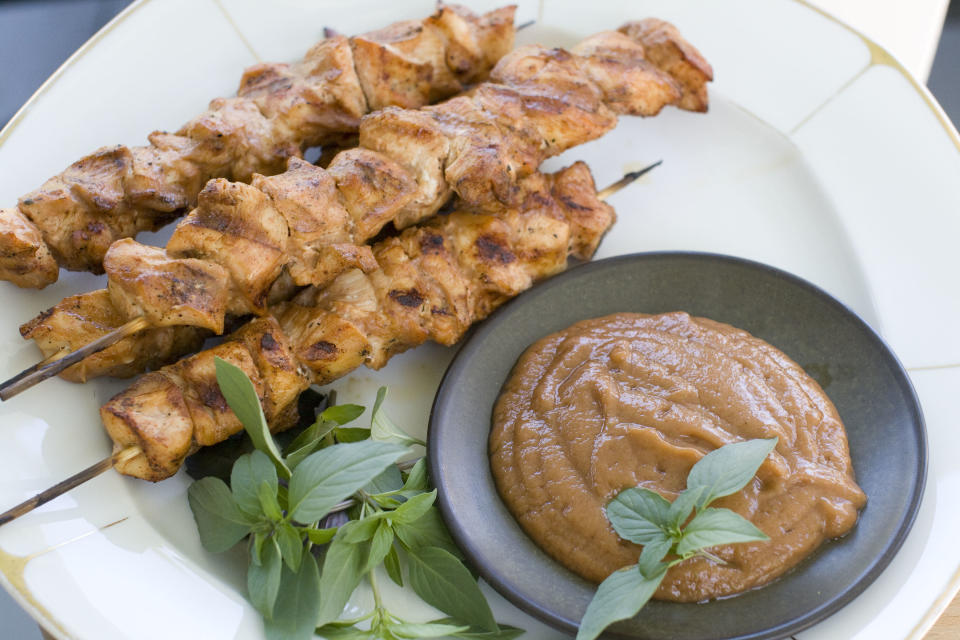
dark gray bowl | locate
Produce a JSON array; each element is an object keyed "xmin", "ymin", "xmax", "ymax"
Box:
[{"xmin": 428, "ymin": 252, "xmax": 926, "ymax": 640}]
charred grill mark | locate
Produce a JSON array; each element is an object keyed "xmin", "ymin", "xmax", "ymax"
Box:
[
  {"xmin": 558, "ymin": 195, "xmax": 592, "ymax": 211},
  {"xmin": 260, "ymin": 333, "xmax": 279, "ymax": 351},
  {"xmin": 430, "ymin": 306, "xmax": 452, "ymax": 316},
  {"xmin": 305, "ymin": 340, "xmax": 338, "ymax": 360},
  {"xmin": 389, "ymin": 288, "xmax": 424, "ymax": 308},
  {"xmin": 198, "ymin": 382, "xmax": 229, "ymax": 412},
  {"xmin": 476, "ymin": 235, "xmax": 515, "ymax": 264},
  {"xmin": 419, "ymin": 233, "xmax": 444, "ymax": 253}
]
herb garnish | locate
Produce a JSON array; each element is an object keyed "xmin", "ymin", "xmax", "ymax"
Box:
[
  {"xmin": 188, "ymin": 358, "xmax": 522, "ymax": 640},
  {"xmin": 577, "ymin": 438, "xmax": 778, "ymax": 640}
]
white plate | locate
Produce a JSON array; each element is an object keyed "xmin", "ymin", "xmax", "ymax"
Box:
[{"xmin": 1, "ymin": 1, "xmax": 958, "ymax": 638}]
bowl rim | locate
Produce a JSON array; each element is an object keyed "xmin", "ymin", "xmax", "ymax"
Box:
[{"xmin": 427, "ymin": 250, "xmax": 928, "ymax": 639}]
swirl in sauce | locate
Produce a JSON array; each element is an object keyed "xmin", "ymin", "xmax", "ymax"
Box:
[{"xmin": 490, "ymin": 312, "xmax": 866, "ymax": 602}]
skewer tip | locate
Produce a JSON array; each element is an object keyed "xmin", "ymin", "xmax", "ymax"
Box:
[
  {"xmin": 516, "ymin": 19, "xmax": 536, "ymax": 31},
  {"xmin": 597, "ymin": 159, "xmax": 663, "ymax": 201}
]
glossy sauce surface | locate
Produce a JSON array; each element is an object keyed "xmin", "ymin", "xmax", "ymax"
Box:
[{"xmin": 490, "ymin": 312, "xmax": 866, "ymax": 602}]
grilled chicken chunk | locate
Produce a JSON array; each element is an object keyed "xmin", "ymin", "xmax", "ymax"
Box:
[
  {"xmin": 20, "ymin": 290, "xmax": 206, "ymax": 382},
  {"xmin": 101, "ymin": 162, "xmax": 612, "ymax": 480},
  {"xmin": 619, "ymin": 18, "xmax": 714, "ymax": 112},
  {"xmin": 102, "ymin": 316, "xmax": 309, "ymax": 480},
  {"xmin": 0, "ymin": 4, "xmax": 517, "ymax": 287}
]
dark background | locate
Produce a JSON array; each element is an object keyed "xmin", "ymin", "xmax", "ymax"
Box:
[{"xmin": 0, "ymin": 1, "xmax": 957, "ymax": 638}]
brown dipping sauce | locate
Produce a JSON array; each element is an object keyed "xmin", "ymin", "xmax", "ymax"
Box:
[{"xmin": 489, "ymin": 312, "xmax": 866, "ymax": 602}]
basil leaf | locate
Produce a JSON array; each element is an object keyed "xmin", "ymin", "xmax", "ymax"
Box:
[
  {"xmin": 305, "ymin": 527, "xmax": 338, "ymax": 545},
  {"xmin": 231, "ymin": 451, "xmax": 278, "ymax": 518},
  {"xmin": 322, "ymin": 403, "xmax": 365, "ymax": 426},
  {"xmin": 394, "ymin": 507, "xmax": 462, "ymax": 558},
  {"xmin": 258, "ymin": 482, "xmax": 283, "ymax": 522},
  {"xmin": 371, "ymin": 387, "xmax": 426, "ymax": 447},
  {"xmin": 187, "ymin": 477, "xmax": 255, "ymax": 553},
  {"xmin": 284, "ymin": 419, "xmax": 337, "ymax": 470},
  {"xmin": 340, "ymin": 516, "xmax": 383, "ymax": 544},
  {"xmin": 407, "ymin": 546, "xmax": 497, "ymax": 632},
  {"xmin": 265, "ymin": 547, "xmax": 321, "ymax": 640},
  {"xmin": 276, "ymin": 522, "xmax": 304, "ymax": 572},
  {"xmin": 248, "ymin": 537, "xmax": 282, "ymax": 619},
  {"xmin": 606, "ymin": 488, "xmax": 672, "ymax": 544},
  {"xmin": 365, "ymin": 464, "xmax": 404, "ymax": 495},
  {"xmin": 288, "ymin": 441, "xmax": 407, "ymax": 523},
  {"xmin": 686, "ymin": 438, "xmax": 778, "ymax": 509},
  {"xmin": 391, "ymin": 489, "xmax": 436, "ymax": 525},
  {"xmin": 675, "ymin": 508, "xmax": 770, "ymax": 557},
  {"xmin": 364, "ymin": 520, "xmax": 395, "ymax": 573},
  {"xmin": 402, "ymin": 457, "xmax": 429, "ymax": 492},
  {"xmin": 431, "ymin": 619, "xmax": 526, "ymax": 639},
  {"xmin": 389, "ymin": 622, "xmax": 470, "ymax": 638},
  {"xmin": 251, "ymin": 531, "xmax": 267, "ymax": 566},
  {"xmin": 215, "ymin": 357, "xmax": 290, "ymax": 479},
  {"xmin": 316, "ymin": 535, "xmax": 368, "ymax": 626},
  {"xmin": 334, "ymin": 427, "xmax": 371, "ymax": 443},
  {"xmin": 636, "ymin": 537, "xmax": 672, "ymax": 579},
  {"xmin": 576, "ymin": 565, "xmax": 667, "ymax": 640},
  {"xmin": 667, "ymin": 485, "xmax": 705, "ymax": 530},
  {"xmin": 314, "ymin": 626, "xmax": 374, "ymax": 640},
  {"xmin": 384, "ymin": 544, "xmax": 404, "ymax": 586}
]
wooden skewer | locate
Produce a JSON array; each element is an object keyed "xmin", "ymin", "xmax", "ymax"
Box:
[
  {"xmin": 0, "ymin": 164, "xmax": 659, "ymax": 527},
  {"xmin": 597, "ymin": 159, "xmax": 662, "ymax": 200},
  {"xmin": 0, "ymin": 447, "xmax": 140, "ymax": 526},
  {"xmin": 0, "ymin": 316, "xmax": 149, "ymax": 402},
  {"xmin": 0, "ymin": 447, "xmax": 423, "ymax": 527}
]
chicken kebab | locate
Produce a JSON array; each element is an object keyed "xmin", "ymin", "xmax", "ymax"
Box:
[
  {"xmin": 0, "ymin": 4, "xmax": 517, "ymax": 288},
  {"xmin": 110, "ymin": 160, "xmax": 616, "ymax": 482},
  {"xmin": 10, "ymin": 19, "xmax": 712, "ymax": 397},
  {"xmin": 0, "ymin": 160, "xmax": 633, "ymax": 526}
]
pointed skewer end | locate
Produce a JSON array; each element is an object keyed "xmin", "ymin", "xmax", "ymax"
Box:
[{"xmin": 597, "ymin": 159, "xmax": 662, "ymax": 201}]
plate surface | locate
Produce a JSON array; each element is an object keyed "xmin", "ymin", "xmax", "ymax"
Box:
[
  {"xmin": 0, "ymin": 1, "xmax": 959, "ymax": 639},
  {"xmin": 429, "ymin": 252, "xmax": 927, "ymax": 640}
]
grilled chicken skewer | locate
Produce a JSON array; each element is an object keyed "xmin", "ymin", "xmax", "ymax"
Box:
[
  {"xmin": 0, "ymin": 4, "xmax": 517, "ymax": 288},
  {"xmin": 5, "ymin": 20, "xmax": 711, "ymax": 400},
  {"xmin": 0, "ymin": 161, "xmax": 649, "ymax": 524}
]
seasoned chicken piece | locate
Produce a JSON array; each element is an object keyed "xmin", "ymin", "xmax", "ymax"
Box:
[
  {"xmin": 252, "ymin": 157, "xmax": 355, "ymax": 286},
  {"xmin": 104, "ymin": 239, "xmax": 232, "ymax": 333},
  {"xmin": 429, "ymin": 4, "xmax": 516, "ymax": 83},
  {"xmin": 1, "ymin": 5, "xmax": 517, "ymax": 286},
  {"xmin": 351, "ymin": 18, "xmax": 462, "ymax": 110},
  {"xmin": 103, "ymin": 317, "xmax": 310, "ymax": 481},
  {"xmin": 325, "ymin": 149, "xmax": 417, "ymax": 240},
  {"xmin": 0, "ymin": 208, "xmax": 57, "ymax": 288},
  {"xmin": 102, "ymin": 370, "xmax": 195, "ymax": 480},
  {"xmin": 232, "ymin": 317, "xmax": 311, "ymax": 430},
  {"xmin": 572, "ymin": 31, "xmax": 682, "ymax": 116},
  {"xmin": 238, "ymin": 35, "xmax": 368, "ymax": 148},
  {"xmin": 19, "ymin": 289, "xmax": 206, "ymax": 382},
  {"xmin": 619, "ymin": 18, "xmax": 714, "ymax": 112},
  {"xmin": 358, "ymin": 108, "xmax": 453, "ymax": 228},
  {"xmin": 167, "ymin": 180, "xmax": 289, "ymax": 314}
]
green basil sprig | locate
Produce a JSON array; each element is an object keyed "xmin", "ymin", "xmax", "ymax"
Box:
[
  {"xmin": 188, "ymin": 358, "xmax": 521, "ymax": 640},
  {"xmin": 577, "ymin": 438, "xmax": 778, "ymax": 640}
]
